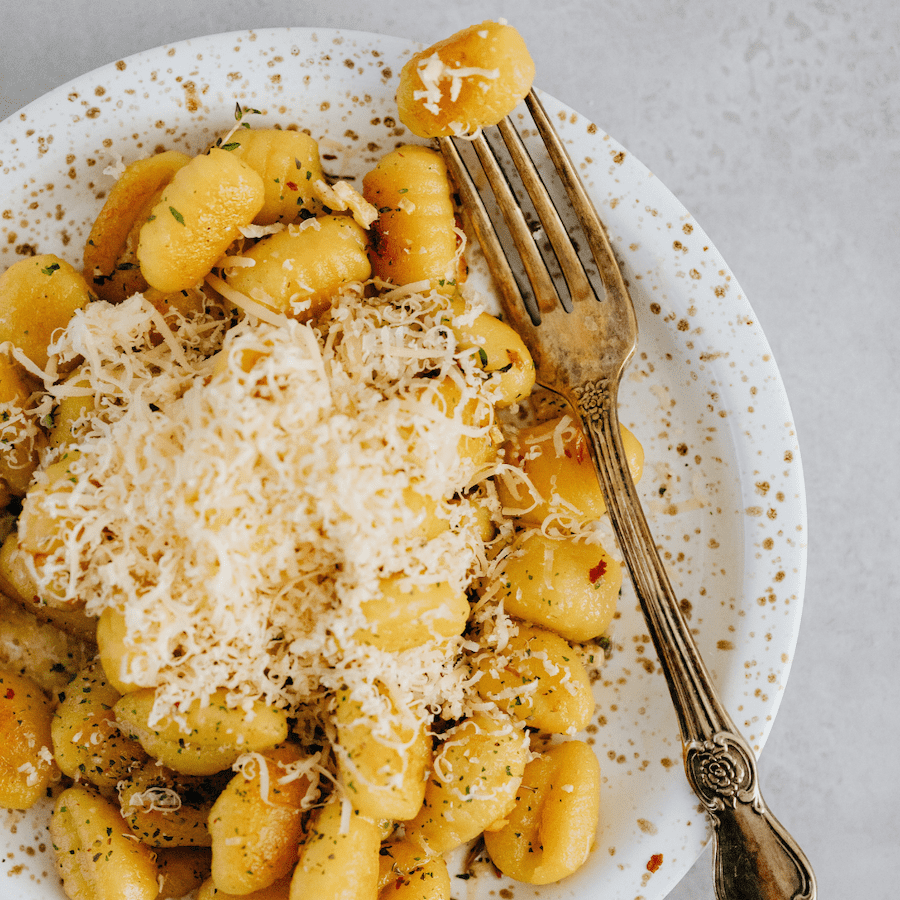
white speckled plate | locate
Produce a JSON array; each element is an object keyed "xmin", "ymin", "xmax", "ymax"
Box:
[{"xmin": 0, "ymin": 27, "xmax": 806, "ymax": 900}]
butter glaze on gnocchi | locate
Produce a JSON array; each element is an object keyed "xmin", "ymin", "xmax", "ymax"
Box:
[{"xmin": 0, "ymin": 20, "xmax": 645, "ymax": 898}]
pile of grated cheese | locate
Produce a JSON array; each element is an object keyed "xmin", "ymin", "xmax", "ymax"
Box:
[{"xmin": 27, "ymin": 282, "xmax": 518, "ymax": 730}]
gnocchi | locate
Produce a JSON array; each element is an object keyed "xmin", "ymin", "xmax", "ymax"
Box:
[
  {"xmin": 49, "ymin": 784, "xmax": 159, "ymax": 900},
  {"xmin": 0, "ymin": 591, "xmax": 93, "ymax": 696},
  {"xmin": 484, "ymin": 740, "xmax": 601, "ymax": 884},
  {"xmin": 397, "ymin": 21, "xmax": 535, "ymax": 138},
  {"xmin": 334, "ymin": 687, "xmax": 431, "ymax": 820},
  {"xmin": 291, "ymin": 797, "xmax": 382, "ymax": 900},
  {"xmin": 83, "ymin": 149, "xmax": 192, "ymax": 302},
  {"xmin": 208, "ymin": 744, "xmax": 314, "ymax": 893},
  {"xmin": 114, "ymin": 688, "xmax": 289, "ymax": 776},
  {"xmin": 156, "ymin": 847, "xmax": 213, "ymax": 899},
  {"xmin": 405, "ymin": 711, "xmax": 530, "ymax": 855},
  {"xmin": 0, "ymin": 350, "xmax": 43, "ymax": 496},
  {"xmin": 445, "ymin": 297, "xmax": 536, "ymax": 407},
  {"xmin": 50, "ymin": 659, "xmax": 148, "ymax": 792},
  {"xmin": 0, "ymin": 532, "xmax": 96, "ymax": 638},
  {"xmin": 197, "ymin": 873, "xmax": 293, "ymax": 900},
  {"xmin": 95, "ymin": 607, "xmax": 150, "ymax": 695},
  {"xmin": 363, "ymin": 145, "xmax": 462, "ymax": 289},
  {"xmin": 0, "ymin": 669, "xmax": 58, "ymax": 809},
  {"xmin": 378, "ymin": 840, "xmax": 451, "ymax": 899},
  {"xmin": 118, "ymin": 762, "xmax": 224, "ymax": 847},
  {"xmin": 493, "ymin": 529, "xmax": 623, "ymax": 642},
  {"xmin": 471, "ymin": 621, "xmax": 595, "ymax": 734},
  {"xmin": 46, "ymin": 369, "xmax": 96, "ymax": 451},
  {"xmin": 228, "ymin": 128, "xmax": 326, "ymax": 225},
  {"xmin": 355, "ymin": 574, "xmax": 470, "ymax": 652},
  {"xmin": 137, "ymin": 147, "xmax": 265, "ymax": 292},
  {"xmin": 224, "ymin": 213, "xmax": 371, "ymax": 318},
  {"xmin": 0, "ymin": 254, "xmax": 92, "ymax": 369},
  {"xmin": 497, "ymin": 413, "xmax": 644, "ymax": 526}
]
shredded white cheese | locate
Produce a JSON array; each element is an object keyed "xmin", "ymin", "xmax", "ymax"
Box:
[
  {"xmin": 312, "ymin": 179, "xmax": 378, "ymax": 229},
  {"xmin": 28, "ymin": 287, "xmax": 514, "ymax": 733},
  {"xmin": 413, "ymin": 52, "xmax": 500, "ymax": 124}
]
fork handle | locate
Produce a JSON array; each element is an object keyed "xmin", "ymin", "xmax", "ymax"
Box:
[{"xmin": 572, "ymin": 385, "xmax": 815, "ymax": 900}]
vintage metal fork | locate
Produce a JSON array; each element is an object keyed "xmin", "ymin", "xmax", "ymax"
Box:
[{"xmin": 439, "ymin": 91, "xmax": 815, "ymax": 900}]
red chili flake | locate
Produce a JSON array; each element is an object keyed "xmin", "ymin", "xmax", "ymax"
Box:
[
  {"xmin": 647, "ymin": 853, "xmax": 663, "ymax": 873},
  {"xmin": 589, "ymin": 559, "xmax": 608, "ymax": 583},
  {"xmin": 285, "ymin": 181, "xmax": 299, "ymax": 191},
  {"xmin": 4, "ymin": 689, "xmax": 14, "ymax": 700}
]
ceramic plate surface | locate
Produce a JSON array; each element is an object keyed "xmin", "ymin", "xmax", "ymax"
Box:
[{"xmin": 0, "ymin": 27, "xmax": 806, "ymax": 900}]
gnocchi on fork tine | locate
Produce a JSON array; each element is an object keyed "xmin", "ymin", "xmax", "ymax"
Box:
[{"xmin": 439, "ymin": 89, "xmax": 816, "ymax": 900}]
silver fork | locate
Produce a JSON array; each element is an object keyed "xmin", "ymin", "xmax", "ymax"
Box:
[{"xmin": 439, "ymin": 90, "xmax": 816, "ymax": 900}]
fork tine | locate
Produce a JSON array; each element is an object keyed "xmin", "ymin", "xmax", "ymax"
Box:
[
  {"xmin": 438, "ymin": 135, "xmax": 537, "ymax": 340},
  {"xmin": 495, "ymin": 115, "xmax": 597, "ymax": 308},
  {"xmin": 454, "ymin": 134, "xmax": 560, "ymax": 321},
  {"xmin": 467, "ymin": 131, "xmax": 563, "ymax": 318},
  {"xmin": 524, "ymin": 90, "xmax": 637, "ymax": 327}
]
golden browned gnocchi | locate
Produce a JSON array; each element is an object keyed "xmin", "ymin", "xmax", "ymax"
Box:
[
  {"xmin": 155, "ymin": 847, "xmax": 212, "ymax": 899},
  {"xmin": 0, "ymin": 254, "xmax": 92, "ymax": 368},
  {"xmin": 333, "ymin": 687, "xmax": 431, "ymax": 821},
  {"xmin": 0, "ymin": 591, "xmax": 93, "ymax": 696},
  {"xmin": 493, "ymin": 529, "xmax": 623, "ymax": 642},
  {"xmin": 0, "ymin": 669, "xmax": 58, "ymax": 808},
  {"xmin": 405, "ymin": 711, "xmax": 530, "ymax": 854},
  {"xmin": 355, "ymin": 574, "xmax": 470, "ymax": 652},
  {"xmin": 378, "ymin": 840, "xmax": 451, "ymax": 899},
  {"xmin": 406, "ymin": 374, "xmax": 497, "ymax": 468},
  {"xmin": 471, "ymin": 620, "xmax": 595, "ymax": 734},
  {"xmin": 14, "ymin": 453, "xmax": 87, "ymax": 611},
  {"xmin": 50, "ymin": 659, "xmax": 148, "ymax": 792},
  {"xmin": 117, "ymin": 762, "xmax": 223, "ymax": 848},
  {"xmin": 484, "ymin": 740, "xmax": 601, "ymax": 884},
  {"xmin": 291, "ymin": 797, "xmax": 382, "ymax": 899},
  {"xmin": 114, "ymin": 688, "xmax": 289, "ymax": 776},
  {"xmin": 95, "ymin": 607, "xmax": 150, "ymax": 695},
  {"xmin": 197, "ymin": 872, "xmax": 293, "ymax": 900},
  {"xmin": 363, "ymin": 145, "xmax": 461, "ymax": 289},
  {"xmin": 137, "ymin": 147, "xmax": 265, "ymax": 292},
  {"xmin": 49, "ymin": 784, "xmax": 159, "ymax": 900},
  {"xmin": 223, "ymin": 213, "xmax": 371, "ymax": 319},
  {"xmin": 83, "ymin": 149, "xmax": 192, "ymax": 302},
  {"xmin": 46, "ymin": 369, "xmax": 96, "ymax": 451},
  {"xmin": 0, "ymin": 351, "xmax": 43, "ymax": 497},
  {"xmin": 446, "ymin": 297, "xmax": 536, "ymax": 406},
  {"xmin": 397, "ymin": 21, "xmax": 535, "ymax": 138},
  {"xmin": 0, "ymin": 535, "xmax": 96, "ymax": 640},
  {"xmin": 397, "ymin": 482, "xmax": 452, "ymax": 541},
  {"xmin": 228, "ymin": 128, "xmax": 326, "ymax": 225},
  {"xmin": 0, "ymin": 538, "xmax": 96, "ymax": 643},
  {"xmin": 498, "ymin": 413, "xmax": 644, "ymax": 526},
  {"xmin": 208, "ymin": 744, "xmax": 314, "ymax": 893},
  {"xmin": 17, "ymin": 453, "xmax": 82, "ymax": 559}
]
